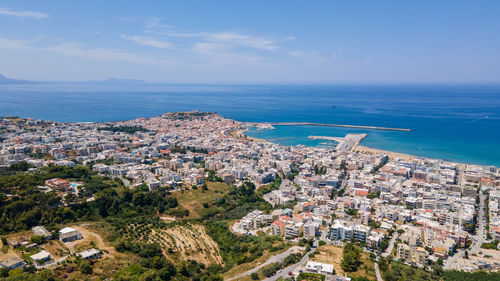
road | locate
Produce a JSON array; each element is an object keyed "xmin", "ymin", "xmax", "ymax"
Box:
[
  {"xmin": 119, "ymin": 176, "xmax": 132, "ymax": 189},
  {"xmin": 443, "ymin": 191, "xmax": 486, "ymax": 270},
  {"xmin": 227, "ymin": 246, "xmax": 305, "ymax": 280},
  {"xmin": 374, "ymin": 262, "xmax": 384, "ymax": 281},
  {"xmin": 263, "ymin": 247, "xmax": 315, "ymax": 281},
  {"xmin": 382, "ymin": 231, "xmax": 400, "ymax": 258}
]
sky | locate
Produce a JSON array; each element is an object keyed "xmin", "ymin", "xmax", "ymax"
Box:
[{"xmin": 0, "ymin": 0, "xmax": 499, "ymax": 84}]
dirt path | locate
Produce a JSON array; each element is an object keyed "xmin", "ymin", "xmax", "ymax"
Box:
[{"xmin": 69, "ymin": 225, "xmax": 117, "ymax": 256}]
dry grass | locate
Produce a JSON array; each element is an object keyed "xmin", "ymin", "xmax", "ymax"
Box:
[
  {"xmin": 172, "ymin": 182, "xmax": 230, "ymax": 218},
  {"xmin": 54, "ymin": 222, "xmax": 140, "ymax": 280},
  {"xmin": 311, "ymin": 245, "xmax": 343, "ymax": 271},
  {"xmin": 43, "ymin": 240, "xmax": 70, "ymax": 258},
  {"xmin": 311, "ymin": 245, "xmax": 376, "ymax": 280},
  {"xmin": 148, "ymin": 223, "xmax": 224, "ymax": 265},
  {"xmin": 0, "ymin": 246, "xmax": 20, "ymax": 261},
  {"xmin": 59, "ymin": 254, "xmax": 138, "ymax": 281}
]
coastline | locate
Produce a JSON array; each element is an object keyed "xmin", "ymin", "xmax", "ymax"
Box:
[
  {"xmin": 240, "ymin": 128, "xmax": 418, "ymax": 161},
  {"xmin": 242, "ymin": 128, "xmax": 467, "ymax": 166},
  {"xmin": 232, "ymin": 129, "xmax": 266, "ymax": 142},
  {"xmin": 354, "ymin": 145, "xmax": 420, "ymax": 162}
]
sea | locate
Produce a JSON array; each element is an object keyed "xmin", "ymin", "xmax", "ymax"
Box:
[{"xmin": 1, "ymin": 83, "xmax": 499, "ymax": 167}]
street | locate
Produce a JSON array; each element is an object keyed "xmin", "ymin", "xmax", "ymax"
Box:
[
  {"xmin": 444, "ymin": 190, "xmax": 486, "ymax": 270},
  {"xmin": 227, "ymin": 246, "xmax": 305, "ymax": 281},
  {"xmin": 263, "ymin": 247, "xmax": 315, "ymax": 281},
  {"xmin": 374, "ymin": 262, "xmax": 384, "ymax": 281},
  {"xmin": 382, "ymin": 230, "xmax": 400, "ymax": 258}
]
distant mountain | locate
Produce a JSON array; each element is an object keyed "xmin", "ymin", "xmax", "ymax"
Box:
[
  {"xmin": 0, "ymin": 75, "xmax": 147, "ymax": 84},
  {"xmin": 0, "ymin": 74, "xmax": 35, "ymax": 84}
]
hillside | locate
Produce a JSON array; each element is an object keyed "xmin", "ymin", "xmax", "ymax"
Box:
[
  {"xmin": 125, "ymin": 222, "xmax": 224, "ymax": 265},
  {"xmin": 0, "ymin": 74, "xmax": 34, "ymax": 84}
]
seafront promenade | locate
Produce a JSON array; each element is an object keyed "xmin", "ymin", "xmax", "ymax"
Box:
[{"xmin": 259, "ymin": 122, "xmax": 411, "ymax": 132}]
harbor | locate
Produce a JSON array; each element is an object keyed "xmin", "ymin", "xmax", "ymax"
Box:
[{"xmin": 309, "ymin": 133, "xmax": 367, "ymax": 152}]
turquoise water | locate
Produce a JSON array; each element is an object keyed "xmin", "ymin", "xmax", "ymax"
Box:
[{"xmin": 0, "ymin": 83, "xmax": 499, "ymax": 166}]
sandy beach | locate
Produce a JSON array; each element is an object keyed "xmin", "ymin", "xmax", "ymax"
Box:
[
  {"xmin": 239, "ymin": 127, "xmax": 467, "ymax": 166},
  {"xmin": 232, "ymin": 129, "xmax": 266, "ymax": 142},
  {"xmin": 239, "ymin": 128, "xmax": 421, "ymax": 161},
  {"xmin": 354, "ymin": 145, "xmax": 420, "ymax": 162}
]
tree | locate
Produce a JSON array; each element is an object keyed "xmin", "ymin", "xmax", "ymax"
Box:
[
  {"xmin": 262, "ymin": 262, "xmax": 280, "ymax": 277},
  {"xmin": 79, "ymin": 260, "xmax": 93, "ymax": 274},
  {"xmin": 378, "ymin": 256, "xmax": 389, "ymax": 272},
  {"xmin": 341, "ymin": 243, "xmax": 361, "ymax": 272},
  {"xmin": 341, "ymin": 251, "xmax": 361, "ymax": 272},
  {"xmin": 251, "ymin": 272, "xmax": 259, "ymax": 280},
  {"xmin": 0, "ymin": 267, "xmax": 8, "ymax": 278},
  {"xmin": 30, "ymin": 235, "xmax": 45, "ymax": 244}
]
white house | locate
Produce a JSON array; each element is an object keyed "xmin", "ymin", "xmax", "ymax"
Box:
[
  {"xmin": 59, "ymin": 227, "xmax": 83, "ymax": 242},
  {"xmin": 30, "ymin": 250, "xmax": 51, "ymax": 265},
  {"xmin": 305, "ymin": 261, "xmax": 335, "ymax": 275},
  {"xmin": 77, "ymin": 248, "xmax": 101, "ymax": 260}
]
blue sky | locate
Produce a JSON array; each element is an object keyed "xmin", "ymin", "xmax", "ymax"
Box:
[{"xmin": 0, "ymin": 0, "xmax": 499, "ymax": 83}]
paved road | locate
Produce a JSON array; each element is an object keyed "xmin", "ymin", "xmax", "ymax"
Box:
[
  {"xmin": 382, "ymin": 231, "xmax": 400, "ymax": 258},
  {"xmin": 444, "ymin": 191, "xmax": 486, "ymax": 270},
  {"xmin": 119, "ymin": 176, "xmax": 132, "ymax": 189},
  {"xmin": 227, "ymin": 246, "xmax": 305, "ymax": 280},
  {"xmin": 374, "ymin": 262, "xmax": 384, "ymax": 281},
  {"xmin": 263, "ymin": 247, "xmax": 314, "ymax": 281}
]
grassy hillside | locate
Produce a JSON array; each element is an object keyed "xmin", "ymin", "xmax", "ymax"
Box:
[{"xmin": 171, "ymin": 182, "xmax": 231, "ymax": 219}]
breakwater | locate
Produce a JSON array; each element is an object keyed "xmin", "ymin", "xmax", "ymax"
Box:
[{"xmin": 261, "ymin": 122, "xmax": 411, "ymax": 132}]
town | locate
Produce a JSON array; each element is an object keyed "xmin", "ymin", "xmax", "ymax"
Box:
[{"xmin": 0, "ymin": 112, "xmax": 499, "ymax": 281}]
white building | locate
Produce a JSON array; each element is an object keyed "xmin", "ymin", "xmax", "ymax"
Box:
[
  {"xmin": 77, "ymin": 248, "xmax": 101, "ymax": 260},
  {"xmin": 305, "ymin": 261, "xmax": 335, "ymax": 275},
  {"xmin": 59, "ymin": 227, "xmax": 83, "ymax": 242}
]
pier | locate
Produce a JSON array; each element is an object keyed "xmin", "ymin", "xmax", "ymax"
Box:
[
  {"xmin": 309, "ymin": 133, "xmax": 367, "ymax": 152},
  {"xmin": 260, "ymin": 122, "xmax": 411, "ymax": 132}
]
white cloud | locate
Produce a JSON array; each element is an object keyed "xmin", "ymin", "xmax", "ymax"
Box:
[
  {"xmin": 0, "ymin": 38, "xmax": 33, "ymax": 50},
  {"xmin": 0, "ymin": 7, "xmax": 49, "ymax": 19},
  {"xmin": 143, "ymin": 17, "xmax": 173, "ymax": 35},
  {"xmin": 203, "ymin": 32, "xmax": 278, "ymax": 51},
  {"xmin": 120, "ymin": 34, "xmax": 172, "ymax": 49},
  {"xmin": 0, "ymin": 37, "xmax": 162, "ymax": 65},
  {"xmin": 162, "ymin": 32, "xmax": 203, "ymax": 38},
  {"xmin": 192, "ymin": 42, "xmax": 231, "ymax": 55},
  {"xmin": 45, "ymin": 42, "xmax": 155, "ymax": 63},
  {"xmin": 140, "ymin": 17, "xmax": 279, "ymax": 51}
]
